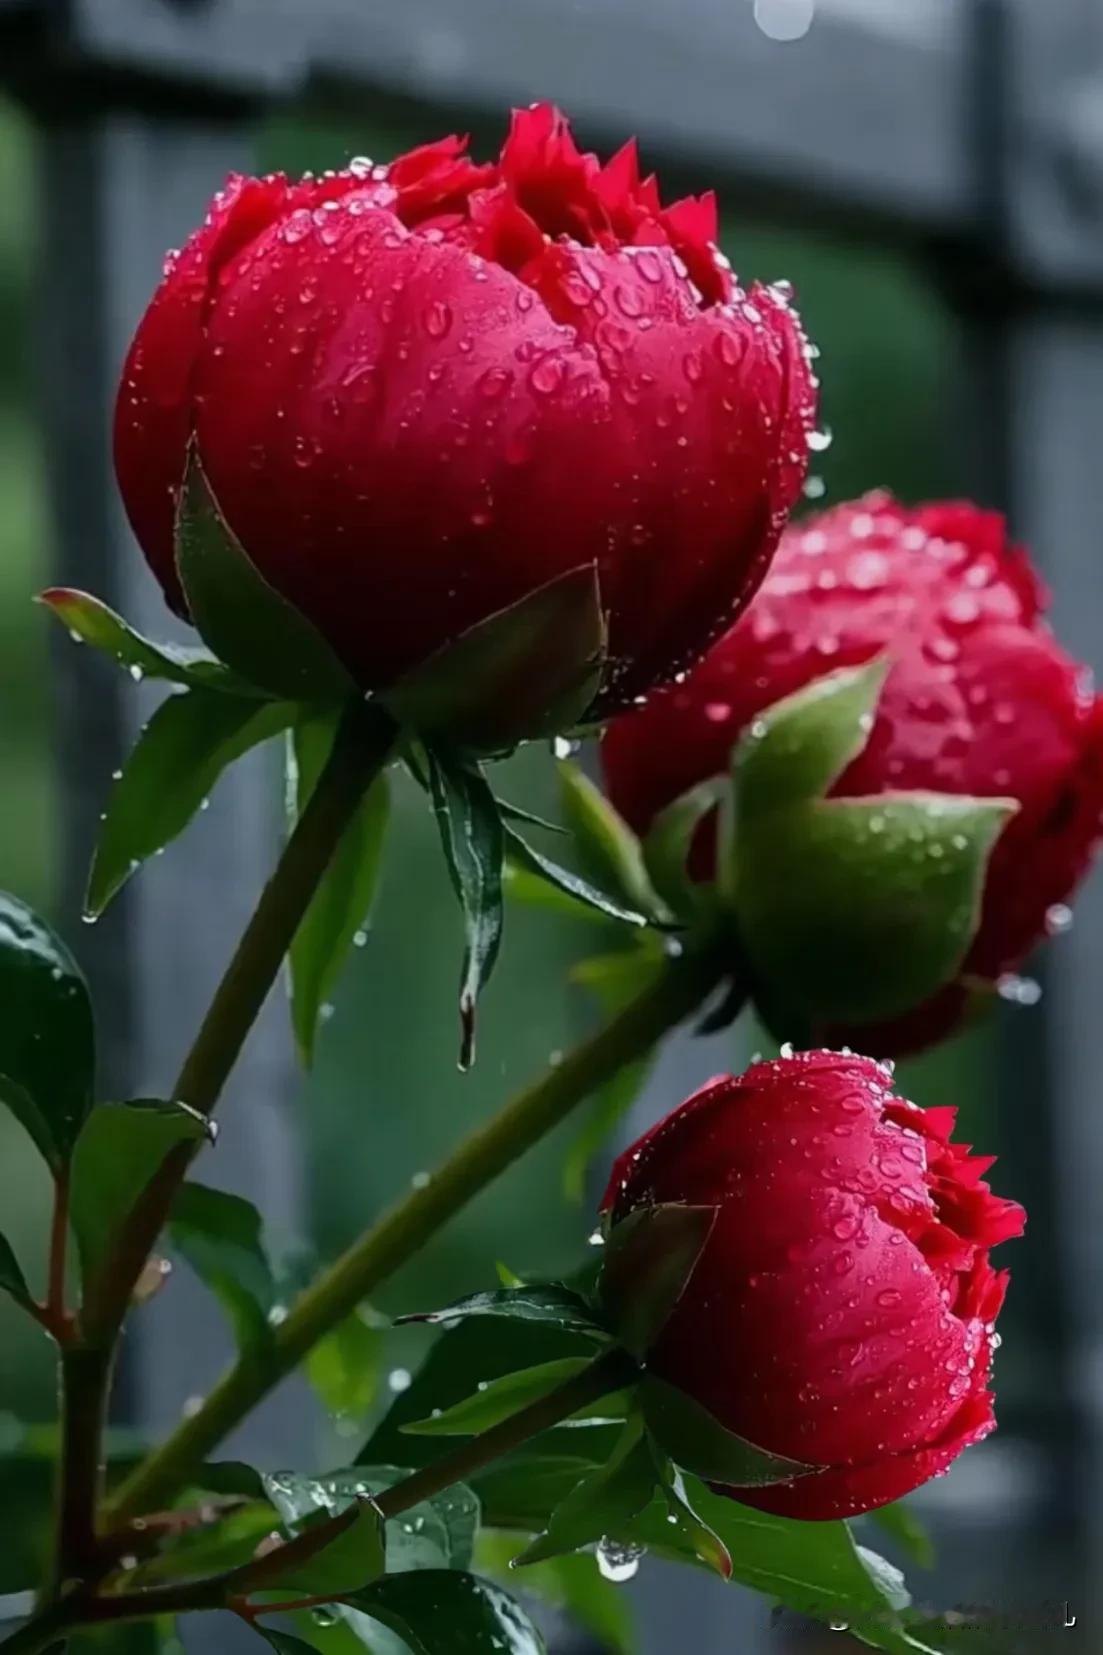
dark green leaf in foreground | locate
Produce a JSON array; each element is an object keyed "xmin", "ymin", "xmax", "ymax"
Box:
[
  {"xmin": 347, "ymin": 1570, "xmax": 547, "ymax": 1655},
  {"xmin": 86, "ymin": 689, "xmax": 294, "ymax": 917},
  {"xmin": 401, "ymin": 1357, "xmax": 595, "ymax": 1437},
  {"xmin": 514, "ymin": 1420, "xmax": 656, "ymax": 1567},
  {"xmin": 599, "ymin": 1204, "xmax": 716, "ymax": 1357},
  {"xmin": 264, "ymin": 1467, "xmax": 479, "ymax": 1575},
  {"xmin": 427, "ymin": 750, "xmax": 504, "ymax": 1068},
  {"xmin": 0, "ymin": 892, "xmax": 95, "ymax": 1170}
]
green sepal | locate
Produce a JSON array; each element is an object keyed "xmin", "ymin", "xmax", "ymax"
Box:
[
  {"xmin": 38, "ymin": 587, "xmax": 261, "ymax": 697},
  {"xmin": 504, "ymin": 827, "xmax": 650, "ymax": 929},
  {"xmin": 236, "ymin": 1498, "xmax": 384, "ymax": 1599},
  {"xmin": 69, "ymin": 1099, "xmax": 211, "ymax": 1300},
  {"xmin": 400, "ymin": 1357, "xmax": 596, "ymax": 1437},
  {"xmin": 383, "ymin": 563, "xmax": 606, "ymax": 753},
  {"xmin": 286, "ymin": 714, "xmax": 391, "ymax": 1064},
  {"xmin": 557, "ymin": 762, "xmax": 665, "ymax": 920},
  {"xmin": 174, "ymin": 449, "xmax": 357, "ymax": 702},
  {"xmin": 86, "ymin": 689, "xmax": 294, "ymax": 917},
  {"xmin": 640, "ymin": 1375, "xmax": 815, "ymax": 1487},
  {"xmin": 642, "ymin": 776, "xmax": 726, "ymax": 916},
  {"xmin": 598, "ymin": 1203, "xmax": 716, "ymax": 1357},
  {"xmin": 728, "ymin": 656, "xmax": 890, "ymax": 828},
  {"xmin": 0, "ymin": 892, "xmax": 95, "ymax": 1171},
  {"xmin": 513, "ymin": 1418, "xmax": 656, "ymax": 1566},
  {"xmin": 395, "ymin": 1284, "xmax": 611, "ymax": 1341},
  {"xmin": 648, "ymin": 1452, "xmax": 733, "ymax": 1579},
  {"xmin": 426, "ymin": 750, "xmax": 504, "ymax": 1069},
  {"xmin": 344, "ymin": 1571, "xmax": 547, "ymax": 1655},
  {"xmin": 734, "ymin": 793, "xmax": 1017, "ymax": 1027},
  {"xmin": 169, "ymin": 1183, "xmax": 277, "ymax": 1353}
]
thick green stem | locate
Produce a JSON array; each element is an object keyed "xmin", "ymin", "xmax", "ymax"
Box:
[
  {"xmin": 105, "ymin": 939, "xmax": 730, "ymax": 1524},
  {"xmin": 54, "ymin": 1347, "xmax": 114, "ymax": 1580},
  {"xmin": 81, "ymin": 699, "xmax": 398, "ymax": 1347},
  {"xmin": 374, "ymin": 1347, "xmax": 638, "ymax": 1520}
]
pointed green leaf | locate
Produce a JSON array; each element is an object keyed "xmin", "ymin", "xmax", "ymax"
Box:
[
  {"xmin": 731, "ymin": 656, "xmax": 890, "ymax": 824},
  {"xmin": 557, "ymin": 763, "xmax": 661, "ymax": 918},
  {"xmin": 347, "ymin": 1572, "xmax": 547, "ymax": 1655},
  {"xmin": 401, "ymin": 1358, "xmax": 594, "ymax": 1437},
  {"xmin": 396, "ymin": 1284, "xmax": 610, "ymax": 1340},
  {"xmin": 70, "ymin": 1101, "xmax": 210, "ymax": 1293},
  {"xmin": 0, "ymin": 1233, "xmax": 33, "ymax": 1313},
  {"xmin": 265, "ymin": 1468, "xmax": 479, "ymax": 1573},
  {"xmin": 306, "ymin": 1310, "xmax": 386, "ymax": 1424},
  {"xmin": 86, "ymin": 689, "xmax": 294, "ymax": 917},
  {"xmin": 0, "ymin": 893, "xmax": 95, "ymax": 1170},
  {"xmin": 384, "ymin": 564, "xmax": 606, "ymax": 752},
  {"xmin": 287, "ymin": 715, "xmax": 391, "ymax": 1064},
  {"xmin": 641, "ymin": 1376, "xmax": 816, "ymax": 1487},
  {"xmin": 642, "ymin": 776, "xmax": 726, "ymax": 916},
  {"xmin": 599, "ymin": 1204, "xmax": 716, "ymax": 1357},
  {"xmin": 734, "ymin": 793, "xmax": 1017, "ymax": 1026},
  {"xmin": 170, "ymin": 1183, "xmax": 276, "ymax": 1352},
  {"xmin": 504, "ymin": 828, "xmax": 649, "ymax": 929},
  {"xmin": 237, "ymin": 1500, "xmax": 384, "ymax": 1597},
  {"xmin": 175, "ymin": 451, "xmax": 356, "ymax": 701},
  {"xmin": 426, "ymin": 751, "xmax": 504, "ymax": 1068},
  {"xmin": 515, "ymin": 1420, "xmax": 656, "ymax": 1566},
  {"xmin": 650, "ymin": 1455, "xmax": 732, "ymax": 1579},
  {"xmin": 38, "ymin": 588, "xmax": 259, "ymax": 696}
]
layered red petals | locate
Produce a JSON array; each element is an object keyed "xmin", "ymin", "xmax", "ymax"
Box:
[
  {"xmin": 602, "ymin": 493, "xmax": 1103, "ymax": 1043},
  {"xmin": 114, "ymin": 104, "xmax": 816, "ymax": 713},
  {"xmin": 602, "ymin": 1052, "xmax": 1024, "ymax": 1520}
]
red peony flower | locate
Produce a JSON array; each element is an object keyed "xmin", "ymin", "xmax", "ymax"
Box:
[
  {"xmin": 602, "ymin": 493, "xmax": 1103, "ymax": 1049},
  {"xmin": 601, "ymin": 1051, "xmax": 1025, "ymax": 1520},
  {"xmin": 114, "ymin": 104, "xmax": 816, "ymax": 721}
]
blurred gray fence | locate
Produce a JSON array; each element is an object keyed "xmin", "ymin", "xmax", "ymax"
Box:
[{"xmin": 2, "ymin": 0, "xmax": 1101, "ymax": 1648}]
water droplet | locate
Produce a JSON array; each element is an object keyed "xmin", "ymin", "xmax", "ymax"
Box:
[
  {"xmin": 423, "ymin": 300, "xmax": 453, "ymax": 339},
  {"xmin": 996, "ymin": 972, "xmax": 1042, "ymax": 1006},
  {"xmin": 388, "ymin": 1368, "xmax": 412, "ymax": 1394},
  {"xmin": 596, "ymin": 1538, "xmax": 645, "ymax": 1583},
  {"xmin": 1045, "ymin": 902, "xmax": 1073, "ymax": 936},
  {"xmin": 807, "ymin": 425, "xmax": 833, "ymax": 453},
  {"xmin": 529, "ymin": 357, "xmax": 566, "ymax": 396},
  {"xmin": 411, "ymin": 1170, "xmax": 431, "ymax": 1190}
]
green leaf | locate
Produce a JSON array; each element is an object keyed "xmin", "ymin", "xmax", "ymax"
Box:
[
  {"xmin": 287, "ymin": 715, "xmax": 391, "ymax": 1064},
  {"xmin": 401, "ymin": 1357, "xmax": 594, "ymax": 1436},
  {"xmin": 426, "ymin": 751, "xmax": 505, "ymax": 1068},
  {"xmin": 70, "ymin": 1100, "xmax": 210, "ymax": 1293},
  {"xmin": 730, "ymin": 656, "xmax": 890, "ymax": 825},
  {"xmin": 169, "ymin": 1183, "xmax": 276, "ymax": 1352},
  {"xmin": 641, "ymin": 1376, "xmax": 816, "ymax": 1486},
  {"xmin": 174, "ymin": 450, "xmax": 356, "ymax": 702},
  {"xmin": 734, "ymin": 793, "xmax": 1017, "ymax": 1027},
  {"xmin": 477, "ymin": 1531, "xmax": 635, "ymax": 1655},
  {"xmin": 306, "ymin": 1310, "xmax": 386, "ymax": 1424},
  {"xmin": 557, "ymin": 762, "xmax": 662, "ymax": 918},
  {"xmin": 396, "ymin": 1284, "xmax": 610, "ymax": 1340},
  {"xmin": 504, "ymin": 827, "xmax": 650, "ymax": 929},
  {"xmin": 514, "ymin": 1419, "xmax": 656, "ymax": 1566},
  {"xmin": 868, "ymin": 1501, "xmax": 935, "ymax": 1570},
  {"xmin": 86, "ymin": 689, "xmax": 294, "ymax": 917},
  {"xmin": 265, "ymin": 1467, "xmax": 479, "ymax": 1574},
  {"xmin": 255, "ymin": 1633, "xmax": 322, "ymax": 1655},
  {"xmin": 0, "ymin": 1234, "xmax": 32, "ymax": 1313},
  {"xmin": 38, "ymin": 587, "xmax": 258, "ymax": 696},
  {"xmin": 347, "ymin": 1571, "xmax": 547, "ymax": 1655},
  {"xmin": 598, "ymin": 1204, "xmax": 716, "ymax": 1356},
  {"xmin": 642, "ymin": 776, "xmax": 726, "ymax": 915},
  {"xmin": 654, "ymin": 1459, "xmax": 732, "ymax": 1579},
  {"xmin": 383, "ymin": 563, "xmax": 606, "ymax": 752},
  {"xmin": 237, "ymin": 1500, "xmax": 384, "ymax": 1598},
  {"xmin": 0, "ymin": 892, "xmax": 95, "ymax": 1169}
]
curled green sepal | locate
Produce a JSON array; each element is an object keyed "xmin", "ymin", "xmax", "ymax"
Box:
[
  {"xmin": 598, "ymin": 1203, "xmax": 715, "ymax": 1358},
  {"xmin": 384, "ymin": 563, "xmax": 607, "ymax": 754},
  {"xmin": 641, "ymin": 1376, "xmax": 818, "ymax": 1487},
  {"xmin": 174, "ymin": 447, "xmax": 357, "ymax": 702}
]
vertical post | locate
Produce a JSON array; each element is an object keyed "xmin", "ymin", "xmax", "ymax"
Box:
[{"xmin": 32, "ymin": 109, "xmax": 310, "ymax": 1480}]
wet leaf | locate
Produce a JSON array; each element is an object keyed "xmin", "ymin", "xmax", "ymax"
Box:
[
  {"xmin": 265, "ymin": 1467, "xmax": 478, "ymax": 1574},
  {"xmin": 514, "ymin": 1420, "xmax": 656, "ymax": 1566},
  {"xmin": 426, "ymin": 751, "xmax": 504, "ymax": 1068},
  {"xmin": 169, "ymin": 1183, "xmax": 276, "ymax": 1352},
  {"xmin": 504, "ymin": 828, "xmax": 649, "ymax": 929},
  {"xmin": 643, "ymin": 776, "xmax": 727, "ymax": 915},
  {"xmin": 396, "ymin": 1284, "xmax": 609, "ymax": 1340},
  {"xmin": 401, "ymin": 1358, "xmax": 594, "ymax": 1437},
  {"xmin": 38, "ymin": 588, "xmax": 257, "ymax": 696},
  {"xmin": 237, "ymin": 1499, "xmax": 384, "ymax": 1598},
  {"xmin": 557, "ymin": 763, "xmax": 661, "ymax": 918},
  {"xmin": 346, "ymin": 1570, "xmax": 547, "ymax": 1655},
  {"xmin": 0, "ymin": 1234, "xmax": 33, "ymax": 1314}
]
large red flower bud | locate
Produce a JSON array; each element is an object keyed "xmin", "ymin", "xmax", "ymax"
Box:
[
  {"xmin": 114, "ymin": 104, "xmax": 816, "ymax": 731},
  {"xmin": 601, "ymin": 1051, "xmax": 1025, "ymax": 1520},
  {"xmin": 602, "ymin": 494, "xmax": 1103, "ymax": 1049}
]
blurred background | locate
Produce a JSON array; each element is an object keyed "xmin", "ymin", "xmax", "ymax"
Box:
[{"xmin": 0, "ymin": 0, "xmax": 1099, "ymax": 1650}]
